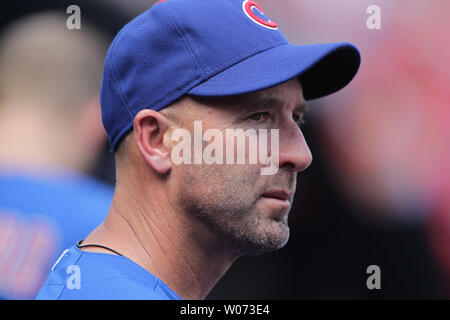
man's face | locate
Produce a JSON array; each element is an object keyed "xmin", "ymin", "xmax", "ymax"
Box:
[{"xmin": 171, "ymin": 78, "xmax": 312, "ymax": 255}]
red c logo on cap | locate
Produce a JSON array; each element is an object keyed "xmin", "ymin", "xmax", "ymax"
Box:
[{"xmin": 243, "ymin": 0, "xmax": 278, "ymax": 30}]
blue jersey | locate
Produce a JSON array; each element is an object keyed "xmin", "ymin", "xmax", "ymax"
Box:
[
  {"xmin": 36, "ymin": 245, "xmax": 182, "ymax": 300},
  {"xmin": 0, "ymin": 169, "xmax": 113, "ymax": 299}
]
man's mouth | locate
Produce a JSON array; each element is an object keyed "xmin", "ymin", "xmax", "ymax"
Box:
[
  {"xmin": 261, "ymin": 190, "xmax": 293, "ymax": 201},
  {"xmin": 260, "ymin": 190, "xmax": 293, "ymax": 221}
]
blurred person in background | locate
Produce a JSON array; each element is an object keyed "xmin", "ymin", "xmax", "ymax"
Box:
[
  {"xmin": 0, "ymin": 11, "xmax": 112, "ymax": 299},
  {"xmin": 303, "ymin": 0, "xmax": 450, "ymax": 298},
  {"xmin": 315, "ymin": 0, "xmax": 450, "ymax": 292}
]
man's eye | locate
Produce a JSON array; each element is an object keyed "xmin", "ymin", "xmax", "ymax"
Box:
[
  {"xmin": 248, "ymin": 112, "xmax": 269, "ymax": 122},
  {"xmin": 293, "ymin": 114, "xmax": 306, "ymax": 127}
]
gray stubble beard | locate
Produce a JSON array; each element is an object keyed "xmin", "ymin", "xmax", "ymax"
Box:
[{"xmin": 176, "ymin": 163, "xmax": 292, "ymax": 256}]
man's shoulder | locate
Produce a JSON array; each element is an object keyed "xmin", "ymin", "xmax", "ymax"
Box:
[{"xmin": 36, "ymin": 245, "xmax": 182, "ymax": 300}]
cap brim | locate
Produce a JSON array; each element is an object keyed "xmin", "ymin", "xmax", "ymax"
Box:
[{"xmin": 187, "ymin": 42, "xmax": 360, "ymax": 100}]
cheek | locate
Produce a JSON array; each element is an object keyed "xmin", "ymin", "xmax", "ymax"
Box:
[{"xmin": 176, "ymin": 162, "xmax": 262, "ymax": 199}]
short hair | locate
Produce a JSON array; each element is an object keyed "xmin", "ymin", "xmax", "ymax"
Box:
[
  {"xmin": 0, "ymin": 11, "xmax": 108, "ymax": 112},
  {"xmin": 114, "ymin": 97, "xmax": 186, "ymax": 161}
]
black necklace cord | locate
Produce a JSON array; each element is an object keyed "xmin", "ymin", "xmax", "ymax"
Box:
[{"xmin": 76, "ymin": 240, "xmax": 125, "ymax": 257}]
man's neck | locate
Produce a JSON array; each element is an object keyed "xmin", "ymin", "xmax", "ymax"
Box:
[{"xmin": 82, "ymin": 185, "xmax": 239, "ymax": 300}]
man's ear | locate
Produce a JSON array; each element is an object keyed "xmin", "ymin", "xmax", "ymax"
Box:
[{"xmin": 134, "ymin": 109, "xmax": 172, "ymax": 174}]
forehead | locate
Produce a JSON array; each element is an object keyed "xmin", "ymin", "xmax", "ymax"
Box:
[
  {"xmin": 241, "ymin": 78, "xmax": 304, "ymax": 109},
  {"xmin": 188, "ymin": 78, "xmax": 305, "ymax": 112}
]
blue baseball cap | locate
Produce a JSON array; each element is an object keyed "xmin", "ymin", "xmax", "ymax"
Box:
[{"xmin": 100, "ymin": 0, "xmax": 361, "ymax": 150}]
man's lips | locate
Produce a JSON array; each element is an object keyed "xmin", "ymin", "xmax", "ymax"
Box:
[
  {"xmin": 260, "ymin": 190, "xmax": 293, "ymax": 220},
  {"xmin": 261, "ymin": 190, "xmax": 293, "ymax": 201}
]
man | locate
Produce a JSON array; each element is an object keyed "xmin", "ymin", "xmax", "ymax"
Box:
[
  {"xmin": 37, "ymin": 0, "xmax": 360, "ymax": 300},
  {"xmin": 0, "ymin": 12, "xmax": 112, "ymax": 299}
]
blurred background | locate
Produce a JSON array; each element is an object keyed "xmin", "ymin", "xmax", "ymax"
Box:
[{"xmin": 0, "ymin": 0, "xmax": 449, "ymax": 299}]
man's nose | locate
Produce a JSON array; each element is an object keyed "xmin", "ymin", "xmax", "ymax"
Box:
[{"xmin": 278, "ymin": 123, "xmax": 313, "ymax": 173}]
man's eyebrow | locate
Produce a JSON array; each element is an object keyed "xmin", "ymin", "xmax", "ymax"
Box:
[{"xmin": 241, "ymin": 96, "xmax": 309, "ymax": 115}]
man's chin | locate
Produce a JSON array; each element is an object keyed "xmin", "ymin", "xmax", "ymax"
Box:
[
  {"xmin": 256, "ymin": 196, "xmax": 292, "ymax": 223},
  {"xmin": 229, "ymin": 222, "xmax": 290, "ymax": 256}
]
